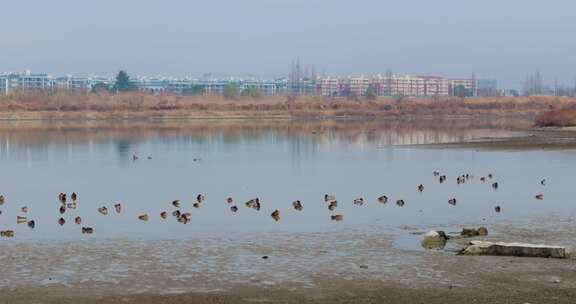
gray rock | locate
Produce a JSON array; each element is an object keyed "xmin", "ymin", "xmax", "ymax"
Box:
[
  {"xmin": 460, "ymin": 241, "xmax": 572, "ymax": 259},
  {"xmin": 461, "ymin": 227, "xmax": 488, "ymax": 238}
]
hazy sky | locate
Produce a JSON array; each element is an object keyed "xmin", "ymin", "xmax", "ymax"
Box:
[{"xmin": 1, "ymin": 0, "xmax": 575, "ymax": 88}]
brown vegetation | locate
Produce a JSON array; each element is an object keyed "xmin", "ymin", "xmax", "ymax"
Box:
[
  {"xmin": 1, "ymin": 91, "xmax": 576, "ymax": 120},
  {"xmin": 535, "ymin": 108, "xmax": 576, "ymax": 127}
]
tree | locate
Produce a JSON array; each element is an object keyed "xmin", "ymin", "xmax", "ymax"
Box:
[
  {"xmin": 114, "ymin": 70, "xmax": 137, "ymax": 92},
  {"xmin": 223, "ymin": 83, "xmax": 240, "ymax": 100},
  {"xmin": 91, "ymin": 82, "xmax": 110, "ymax": 94},
  {"xmin": 241, "ymin": 86, "xmax": 264, "ymax": 99},
  {"xmin": 453, "ymin": 85, "xmax": 470, "ymax": 98},
  {"xmin": 365, "ymin": 86, "xmax": 377, "ymax": 100}
]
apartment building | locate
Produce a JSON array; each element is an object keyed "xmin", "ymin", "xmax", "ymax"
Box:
[{"xmin": 316, "ymin": 75, "xmax": 472, "ymax": 97}]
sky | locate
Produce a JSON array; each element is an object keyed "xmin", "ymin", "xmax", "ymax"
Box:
[{"xmin": 1, "ymin": 0, "xmax": 575, "ymax": 88}]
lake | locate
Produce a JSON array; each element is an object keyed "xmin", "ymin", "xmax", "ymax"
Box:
[{"xmin": 0, "ymin": 119, "xmax": 574, "ymax": 242}]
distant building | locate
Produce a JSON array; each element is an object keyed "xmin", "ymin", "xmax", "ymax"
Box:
[
  {"xmin": 1, "ymin": 69, "xmax": 480, "ymax": 98},
  {"xmin": 316, "ymin": 74, "xmax": 474, "ymax": 97},
  {"xmin": 477, "ymin": 79, "xmax": 498, "ymax": 96}
]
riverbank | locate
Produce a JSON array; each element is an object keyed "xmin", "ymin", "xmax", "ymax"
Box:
[{"xmin": 0, "ymin": 93, "xmax": 575, "ymax": 120}]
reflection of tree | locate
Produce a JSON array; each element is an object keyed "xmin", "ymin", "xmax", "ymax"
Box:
[{"xmin": 114, "ymin": 139, "xmax": 133, "ymax": 163}]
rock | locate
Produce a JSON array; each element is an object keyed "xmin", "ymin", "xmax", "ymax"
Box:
[
  {"xmin": 461, "ymin": 227, "xmax": 488, "ymax": 238},
  {"xmin": 421, "ymin": 230, "xmax": 449, "ymax": 249},
  {"xmin": 460, "ymin": 241, "xmax": 572, "ymax": 259}
]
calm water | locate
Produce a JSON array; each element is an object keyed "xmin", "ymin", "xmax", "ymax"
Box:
[{"xmin": 0, "ymin": 119, "xmax": 574, "ymax": 241}]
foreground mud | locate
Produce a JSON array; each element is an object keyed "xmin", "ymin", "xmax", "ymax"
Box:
[{"xmin": 1, "ymin": 216, "xmax": 575, "ymax": 304}]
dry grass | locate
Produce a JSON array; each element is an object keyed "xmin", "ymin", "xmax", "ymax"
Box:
[
  {"xmin": 535, "ymin": 108, "xmax": 576, "ymax": 127},
  {"xmin": 1, "ymin": 91, "xmax": 576, "ymax": 120}
]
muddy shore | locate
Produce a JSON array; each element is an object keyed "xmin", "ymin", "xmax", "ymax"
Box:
[{"xmin": 1, "ymin": 215, "xmax": 575, "ymax": 304}]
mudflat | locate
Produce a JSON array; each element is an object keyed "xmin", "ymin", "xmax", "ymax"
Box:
[{"xmin": 1, "ymin": 217, "xmax": 575, "ymax": 304}]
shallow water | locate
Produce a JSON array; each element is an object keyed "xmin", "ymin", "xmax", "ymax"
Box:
[{"xmin": 0, "ymin": 119, "xmax": 574, "ymax": 242}]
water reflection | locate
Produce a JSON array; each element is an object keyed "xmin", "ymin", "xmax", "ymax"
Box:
[{"xmin": 0, "ymin": 118, "xmax": 528, "ymax": 164}]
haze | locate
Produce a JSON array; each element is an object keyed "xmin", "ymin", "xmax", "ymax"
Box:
[{"xmin": 1, "ymin": 0, "xmax": 575, "ymax": 88}]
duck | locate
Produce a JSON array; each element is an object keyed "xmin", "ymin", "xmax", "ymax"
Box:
[
  {"xmin": 433, "ymin": 171, "xmax": 440, "ymax": 177},
  {"xmin": 193, "ymin": 202, "xmax": 203, "ymax": 208},
  {"xmin": 172, "ymin": 200, "xmax": 181, "ymax": 208},
  {"xmin": 160, "ymin": 211, "xmax": 168, "ymax": 219},
  {"xmin": 230, "ymin": 205, "xmax": 239, "ymax": 213},
  {"xmin": 67, "ymin": 203, "xmax": 77, "ymax": 210},
  {"xmin": 16, "ymin": 216, "xmax": 27, "ymax": 224},
  {"xmin": 114, "ymin": 203, "xmax": 122, "ymax": 214},
  {"xmin": 178, "ymin": 213, "xmax": 192, "ymax": 224},
  {"xmin": 324, "ymin": 194, "xmax": 336, "ymax": 202},
  {"xmin": 492, "ymin": 182, "xmax": 499, "ymax": 189},
  {"xmin": 448, "ymin": 198, "xmax": 457, "ymax": 206},
  {"xmin": 292, "ymin": 200, "xmax": 303, "ymax": 211},
  {"xmin": 396, "ymin": 199, "xmax": 405, "ymax": 207},
  {"xmin": 82, "ymin": 227, "xmax": 94, "ymax": 234},
  {"xmin": 21, "ymin": 206, "xmax": 29, "ymax": 213},
  {"xmin": 271, "ymin": 210, "xmax": 280, "ymax": 222},
  {"xmin": 328, "ymin": 201, "xmax": 338, "ymax": 211},
  {"xmin": 0, "ymin": 195, "xmax": 5, "ymax": 205},
  {"xmin": 138, "ymin": 214, "xmax": 149, "ymax": 221},
  {"xmin": 353, "ymin": 197, "xmax": 365, "ymax": 206},
  {"xmin": 172, "ymin": 210, "xmax": 181, "ymax": 218},
  {"xmin": 226, "ymin": 197, "xmax": 233, "ymax": 204},
  {"xmin": 75, "ymin": 216, "xmax": 82, "ymax": 225},
  {"xmin": 132, "ymin": 155, "xmax": 139, "ymax": 161},
  {"xmin": 540, "ymin": 179, "xmax": 546, "ymax": 186},
  {"xmin": 480, "ymin": 177, "xmax": 486, "ymax": 182},
  {"xmin": 58, "ymin": 218, "xmax": 66, "ymax": 226},
  {"xmin": 98, "ymin": 206, "xmax": 109, "ymax": 215},
  {"xmin": 439, "ymin": 175, "xmax": 447, "ymax": 183},
  {"xmin": 58, "ymin": 193, "xmax": 67, "ymax": 203},
  {"xmin": 488, "ymin": 173, "xmax": 493, "ymax": 179},
  {"xmin": 535, "ymin": 194, "xmax": 544, "ymax": 200},
  {"xmin": 196, "ymin": 194, "xmax": 205, "ymax": 203},
  {"xmin": 27, "ymin": 220, "xmax": 35, "ymax": 229},
  {"xmin": 0, "ymin": 230, "xmax": 15, "ymax": 238},
  {"xmin": 457, "ymin": 176, "xmax": 465, "ymax": 184},
  {"xmin": 417, "ymin": 184, "xmax": 424, "ymax": 192},
  {"xmin": 71, "ymin": 192, "xmax": 78, "ymax": 202},
  {"xmin": 245, "ymin": 198, "xmax": 261, "ymax": 210},
  {"xmin": 494, "ymin": 206, "xmax": 502, "ymax": 213},
  {"xmin": 331, "ymin": 214, "xmax": 344, "ymax": 221},
  {"xmin": 59, "ymin": 205, "xmax": 66, "ymax": 214},
  {"xmin": 377, "ymin": 195, "xmax": 388, "ymax": 204}
]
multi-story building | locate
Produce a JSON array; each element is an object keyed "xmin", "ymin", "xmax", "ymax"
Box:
[{"xmin": 316, "ymin": 74, "xmax": 471, "ymax": 97}]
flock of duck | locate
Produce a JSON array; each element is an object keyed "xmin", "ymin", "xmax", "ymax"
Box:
[{"xmin": 0, "ymin": 171, "xmax": 548, "ymax": 238}]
